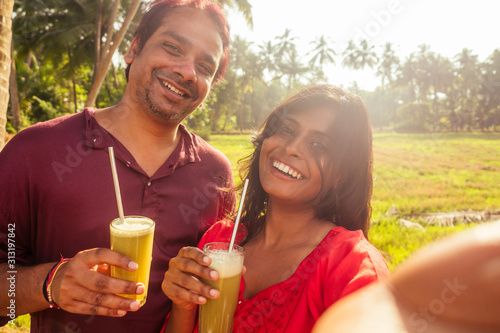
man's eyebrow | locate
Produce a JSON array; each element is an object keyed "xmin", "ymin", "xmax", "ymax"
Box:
[
  {"xmin": 161, "ymin": 30, "xmax": 218, "ymax": 69},
  {"xmin": 162, "ymin": 30, "xmax": 192, "ymax": 48}
]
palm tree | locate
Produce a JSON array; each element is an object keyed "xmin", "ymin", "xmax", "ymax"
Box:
[
  {"xmin": 229, "ymin": 36, "xmax": 259, "ymax": 130},
  {"xmin": 258, "ymin": 41, "xmax": 278, "ymax": 83},
  {"xmin": 376, "ymin": 42, "xmax": 399, "ymax": 89},
  {"xmin": 306, "ymin": 35, "xmax": 336, "ymax": 82},
  {"xmin": 0, "ymin": 0, "xmax": 15, "ymax": 150},
  {"xmin": 275, "ymin": 29, "xmax": 298, "ymax": 62},
  {"xmin": 342, "ymin": 39, "xmax": 378, "ymax": 71},
  {"xmin": 414, "ymin": 44, "xmax": 433, "ymax": 101},
  {"xmin": 10, "ymin": 0, "xmax": 142, "ymax": 112},
  {"xmin": 7, "ymin": 0, "xmax": 47, "ymax": 130},
  {"xmin": 307, "ymin": 35, "xmax": 336, "ymax": 68},
  {"xmin": 424, "ymin": 52, "xmax": 453, "ymax": 130},
  {"xmin": 86, "ymin": 0, "xmax": 142, "ymax": 107},
  {"xmin": 13, "ymin": 0, "xmax": 93, "ymax": 114},
  {"xmin": 396, "ymin": 54, "xmax": 419, "ymax": 103},
  {"xmin": 272, "ymin": 29, "xmax": 308, "ymax": 91},
  {"xmin": 219, "ymin": 0, "xmax": 253, "ymax": 28},
  {"xmin": 9, "ymin": 46, "xmax": 21, "ymax": 130},
  {"xmin": 277, "ymin": 47, "xmax": 308, "ymax": 92},
  {"xmin": 454, "ymin": 48, "xmax": 480, "ymax": 131},
  {"xmin": 479, "ymin": 49, "xmax": 500, "ymax": 131}
]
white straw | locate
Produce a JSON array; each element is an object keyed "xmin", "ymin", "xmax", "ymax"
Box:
[
  {"xmin": 229, "ymin": 179, "xmax": 249, "ymax": 252},
  {"xmin": 108, "ymin": 147, "xmax": 125, "ymax": 224}
]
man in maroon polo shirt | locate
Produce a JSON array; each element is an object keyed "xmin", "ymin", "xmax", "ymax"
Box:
[{"xmin": 0, "ymin": 1, "xmax": 235, "ymax": 332}]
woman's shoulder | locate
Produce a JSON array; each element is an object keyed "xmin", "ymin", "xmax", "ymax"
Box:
[
  {"xmin": 316, "ymin": 226, "xmax": 389, "ymax": 276},
  {"xmin": 323, "ymin": 227, "xmax": 379, "ymax": 253}
]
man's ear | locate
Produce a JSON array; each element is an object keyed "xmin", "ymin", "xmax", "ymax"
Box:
[{"xmin": 124, "ymin": 37, "xmax": 140, "ymax": 64}]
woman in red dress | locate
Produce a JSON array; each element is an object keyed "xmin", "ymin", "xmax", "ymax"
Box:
[{"xmin": 161, "ymin": 85, "xmax": 390, "ymax": 333}]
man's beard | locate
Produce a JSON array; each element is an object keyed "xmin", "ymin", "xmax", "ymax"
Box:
[{"xmin": 143, "ymin": 88, "xmax": 193, "ymax": 123}]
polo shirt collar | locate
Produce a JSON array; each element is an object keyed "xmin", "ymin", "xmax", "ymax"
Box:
[{"xmin": 83, "ymin": 107, "xmax": 201, "ymax": 179}]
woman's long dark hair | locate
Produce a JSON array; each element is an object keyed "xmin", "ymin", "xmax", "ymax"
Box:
[{"xmin": 235, "ymin": 85, "xmax": 373, "ymax": 244}]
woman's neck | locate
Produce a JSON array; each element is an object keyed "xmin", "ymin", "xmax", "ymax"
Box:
[{"xmin": 257, "ymin": 201, "xmax": 333, "ymax": 250}]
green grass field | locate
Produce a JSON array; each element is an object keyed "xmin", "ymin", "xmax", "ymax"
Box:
[{"xmin": 3, "ymin": 132, "xmax": 499, "ymax": 331}]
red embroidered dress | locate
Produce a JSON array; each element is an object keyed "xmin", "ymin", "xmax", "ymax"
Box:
[{"xmin": 169, "ymin": 220, "xmax": 390, "ymax": 333}]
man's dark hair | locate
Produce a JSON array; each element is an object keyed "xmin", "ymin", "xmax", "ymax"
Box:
[{"xmin": 125, "ymin": 0, "xmax": 230, "ymax": 83}]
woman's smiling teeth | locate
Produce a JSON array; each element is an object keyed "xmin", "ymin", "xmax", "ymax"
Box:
[
  {"xmin": 163, "ymin": 81, "xmax": 185, "ymax": 96},
  {"xmin": 272, "ymin": 160, "xmax": 303, "ymax": 179}
]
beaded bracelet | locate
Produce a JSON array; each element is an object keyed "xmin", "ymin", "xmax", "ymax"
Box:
[{"xmin": 43, "ymin": 257, "xmax": 72, "ymax": 309}]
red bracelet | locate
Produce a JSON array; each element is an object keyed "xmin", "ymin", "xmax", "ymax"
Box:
[{"xmin": 44, "ymin": 257, "xmax": 72, "ymax": 309}]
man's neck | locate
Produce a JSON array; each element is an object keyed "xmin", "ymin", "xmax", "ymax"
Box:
[
  {"xmin": 98, "ymin": 100, "xmax": 180, "ymax": 143},
  {"xmin": 94, "ymin": 102, "xmax": 182, "ymax": 177}
]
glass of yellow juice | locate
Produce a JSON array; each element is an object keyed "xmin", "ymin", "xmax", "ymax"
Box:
[
  {"xmin": 199, "ymin": 242, "xmax": 245, "ymax": 333},
  {"xmin": 110, "ymin": 216, "xmax": 155, "ymax": 306}
]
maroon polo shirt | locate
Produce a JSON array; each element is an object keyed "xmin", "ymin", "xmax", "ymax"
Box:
[{"xmin": 0, "ymin": 108, "xmax": 235, "ymax": 332}]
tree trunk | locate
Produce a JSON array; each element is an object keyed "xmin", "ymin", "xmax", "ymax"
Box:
[
  {"xmin": 72, "ymin": 75, "xmax": 78, "ymax": 113},
  {"xmin": 86, "ymin": 0, "xmax": 141, "ymax": 107},
  {"xmin": 68, "ymin": 46, "xmax": 78, "ymax": 113},
  {"xmin": 211, "ymin": 108, "xmax": 221, "ymax": 132},
  {"xmin": 250, "ymin": 90, "xmax": 256, "ymax": 126},
  {"xmin": 0, "ymin": 0, "xmax": 14, "ymax": 150},
  {"xmin": 111, "ymin": 62, "xmax": 119, "ymax": 89},
  {"xmin": 9, "ymin": 44, "xmax": 21, "ymax": 131},
  {"xmin": 91, "ymin": 0, "xmax": 103, "ymax": 88},
  {"xmin": 239, "ymin": 104, "xmax": 244, "ymax": 131},
  {"xmin": 221, "ymin": 109, "xmax": 228, "ymax": 131}
]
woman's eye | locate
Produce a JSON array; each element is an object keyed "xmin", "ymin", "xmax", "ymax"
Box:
[
  {"xmin": 311, "ymin": 141, "xmax": 327, "ymax": 152},
  {"xmin": 280, "ymin": 126, "xmax": 294, "ymax": 135}
]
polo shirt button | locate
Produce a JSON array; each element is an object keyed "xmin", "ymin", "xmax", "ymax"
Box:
[
  {"xmin": 147, "ymin": 181, "xmax": 152, "ymax": 187},
  {"xmin": 126, "ymin": 161, "xmax": 131, "ymax": 167},
  {"xmin": 238, "ymin": 301, "xmax": 242, "ymax": 304},
  {"xmin": 93, "ymin": 138, "xmax": 96, "ymax": 143}
]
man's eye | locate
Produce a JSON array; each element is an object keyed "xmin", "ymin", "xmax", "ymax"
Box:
[
  {"xmin": 164, "ymin": 43, "xmax": 180, "ymax": 54},
  {"xmin": 198, "ymin": 63, "xmax": 214, "ymax": 76}
]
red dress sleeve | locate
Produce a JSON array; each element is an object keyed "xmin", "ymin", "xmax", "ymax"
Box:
[
  {"xmin": 197, "ymin": 220, "xmax": 240, "ymax": 249},
  {"xmin": 307, "ymin": 230, "xmax": 390, "ymax": 319}
]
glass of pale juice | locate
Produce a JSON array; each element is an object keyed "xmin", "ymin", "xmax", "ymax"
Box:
[
  {"xmin": 199, "ymin": 242, "xmax": 245, "ymax": 333},
  {"xmin": 110, "ymin": 216, "xmax": 155, "ymax": 306}
]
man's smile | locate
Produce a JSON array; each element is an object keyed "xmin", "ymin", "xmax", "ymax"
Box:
[{"xmin": 162, "ymin": 80, "xmax": 185, "ymax": 96}]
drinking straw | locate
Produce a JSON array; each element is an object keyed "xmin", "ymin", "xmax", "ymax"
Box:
[
  {"xmin": 108, "ymin": 147, "xmax": 125, "ymax": 224},
  {"xmin": 229, "ymin": 179, "xmax": 249, "ymax": 252}
]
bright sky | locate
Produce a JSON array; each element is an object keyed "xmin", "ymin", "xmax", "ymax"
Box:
[{"xmin": 227, "ymin": 0, "xmax": 500, "ymax": 91}]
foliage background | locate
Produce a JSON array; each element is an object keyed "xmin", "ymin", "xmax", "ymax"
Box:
[{"xmin": 4, "ymin": 1, "xmax": 500, "ymax": 136}]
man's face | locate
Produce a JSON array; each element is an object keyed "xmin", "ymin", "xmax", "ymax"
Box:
[{"xmin": 125, "ymin": 7, "xmax": 224, "ymax": 124}]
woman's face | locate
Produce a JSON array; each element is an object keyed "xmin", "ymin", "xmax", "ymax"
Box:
[{"xmin": 259, "ymin": 106, "xmax": 336, "ymax": 207}]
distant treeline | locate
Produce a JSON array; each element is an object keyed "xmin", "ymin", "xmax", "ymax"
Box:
[{"xmin": 7, "ymin": 1, "xmax": 500, "ymax": 134}]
